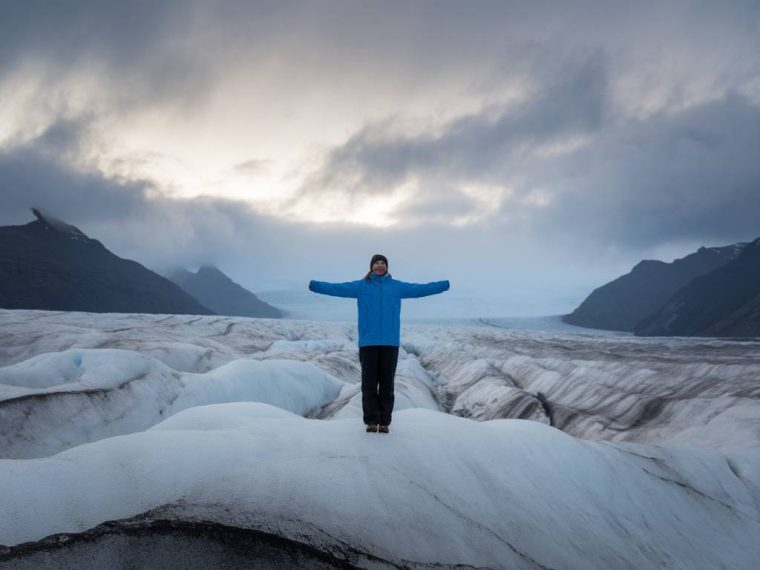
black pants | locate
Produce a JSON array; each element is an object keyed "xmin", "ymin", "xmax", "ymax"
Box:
[{"xmin": 359, "ymin": 345, "xmax": 399, "ymax": 426}]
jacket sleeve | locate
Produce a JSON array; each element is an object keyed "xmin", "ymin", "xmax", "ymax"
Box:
[
  {"xmin": 396, "ymin": 280, "xmax": 450, "ymax": 299},
  {"xmin": 309, "ymin": 279, "xmax": 361, "ymax": 298}
]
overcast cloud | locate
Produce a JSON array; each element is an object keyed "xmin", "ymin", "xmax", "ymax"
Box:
[{"xmin": 1, "ymin": 1, "xmax": 759, "ymax": 316}]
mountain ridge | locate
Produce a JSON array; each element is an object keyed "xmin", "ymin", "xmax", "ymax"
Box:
[
  {"xmin": 634, "ymin": 238, "xmax": 760, "ymax": 336},
  {"xmin": 563, "ymin": 242, "xmax": 747, "ymax": 332},
  {"xmin": 168, "ymin": 265, "xmax": 283, "ymax": 318},
  {"xmin": 0, "ymin": 209, "xmax": 214, "ymax": 315}
]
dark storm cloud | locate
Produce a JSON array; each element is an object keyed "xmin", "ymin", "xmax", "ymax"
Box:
[
  {"xmin": 299, "ymin": 46, "xmax": 760, "ymax": 248},
  {"xmin": 0, "ymin": 121, "xmax": 148, "ymax": 226},
  {"xmin": 0, "ymin": 1, "xmax": 177, "ymax": 68},
  {"xmin": 538, "ymin": 92, "xmax": 760, "ymax": 246},
  {"xmin": 32, "ymin": 117, "xmax": 94, "ymax": 157},
  {"xmin": 295, "ymin": 45, "xmax": 609, "ymax": 225},
  {"xmin": 0, "ymin": 0, "xmax": 289, "ymax": 114},
  {"xmin": 0, "ymin": 119, "xmax": 261, "ymax": 267},
  {"xmin": 295, "ymin": 47, "xmax": 609, "ymax": 213},
  {"xmin": 0, "ymin": 1, "xmax": 193, "ymax": 101}
]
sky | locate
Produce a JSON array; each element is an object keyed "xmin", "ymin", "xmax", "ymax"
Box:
[{"xmin": 2, "ymin": 0, "xmax": 760, "ymax": 317}]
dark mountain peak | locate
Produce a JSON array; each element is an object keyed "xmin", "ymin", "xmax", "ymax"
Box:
[
  {"xmin": 171, "ymin": 266, "xmax": 232, "ymax": 286},
  {"xmin": 30, "ymin": 208, "xmax": 91, "ymax": 241},
  {"xmin": 168, "ymin": 268, "xmax": 194, "ymax": 281},
  {"xmin": 694, "ymin": 242, "xmax": 749, "ymax": 261},
  {"xmin": 631, "ymin": 259, "xmax": 666, "ymax": 272},
  {"xmin": 564, "ymin": 239, "xmax": 748, "ymax": 332},
  {"xmin": 168, "ymin": 265, "xmax": 282, "ymax": 318},
  {"xmin": 634, "ymin": 235, "xmax": 760, "ymax": 337},
  {"xmin": 735, "ymin": 237, "xmax": 760, "ymax": 261},
  {"xmin": 197, "ymin": 265, "xmax": 228, "ymax": 279},
  {"xmin": 1, "ymin": 214, "xmax": 214, "ymax": 315}
]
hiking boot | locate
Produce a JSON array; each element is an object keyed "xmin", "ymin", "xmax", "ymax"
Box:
[
  {"xmin": 366, "ymin": 424, "xmax": 379, "ymax": 433},
  {"xmin": 378, "ymin": 425, "xmax": 390, "ymax": 434}
]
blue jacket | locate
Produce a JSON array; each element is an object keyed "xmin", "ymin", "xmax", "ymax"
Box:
[{"xmin": 309, "ymin": 273, "xmax": 450, "ymax": 347}]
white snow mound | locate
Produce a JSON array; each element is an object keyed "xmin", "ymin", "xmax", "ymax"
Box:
[
  {"xmin": 0, "ymin": 349, "xmax": 343, "ymax": 458},
  {"xmin": 1, "ymin": 404, "xmax": 758, "ymax": 570}
]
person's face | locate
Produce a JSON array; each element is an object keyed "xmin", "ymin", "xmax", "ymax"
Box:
[{"xmin": 372, "ymin": 260, "xmax": 387, "ymax": 276}]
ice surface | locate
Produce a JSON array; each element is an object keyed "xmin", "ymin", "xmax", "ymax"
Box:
[
  {"xmin": 403, "ymin": 326, "xmax": 760, "ymax": 453},
  {"xmin": 0, "ymin": 347, "xmax": 342, "ymax": 459},
  {"xmin": 1, "ymin": 309, "xmax": 759, "ymax": 568},
  {"xmin": 1, "ymin": 403, "xmax": 759, "ymax": 569}
]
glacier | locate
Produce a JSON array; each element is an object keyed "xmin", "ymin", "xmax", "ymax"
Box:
[{"xmin": 1, "ymin": 309, "xmax": 759, "ymax": 569}]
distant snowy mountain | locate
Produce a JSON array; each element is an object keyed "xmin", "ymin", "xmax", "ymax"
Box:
[
  {"xmin": 169, "ymin": 265, "xmax": 283, "ymax": 318},
  {"xmin": 564, "ymin": 241, "xmax": 749, "ymax": 333},
  {"xmin": 0, "ymin": 209, "xmax": 213, "ymax": 315},
  {"xmin": 1, "ymin": 310, "xmax": 759, "ymax": 568}
]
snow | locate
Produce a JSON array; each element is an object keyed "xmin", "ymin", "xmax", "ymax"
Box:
[
  {"xmin": 0, "ymin": 348, "xmax": 342, "ymax": 459},
  {"xmin": 1, "ymin": 309, "xmax": 759, "ymax": 568},
  {"xmin": 1, "ymin": 403, "xmax": 759, "ymax": 568}
]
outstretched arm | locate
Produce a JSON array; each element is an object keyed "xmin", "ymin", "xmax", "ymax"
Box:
[
  {"xmin": 396, "ymin": 280, "xmax": 450, "ymax": 299},
  {"xmin": 309, "ymin": 280, "xmax": 361, "ymax": 298}
]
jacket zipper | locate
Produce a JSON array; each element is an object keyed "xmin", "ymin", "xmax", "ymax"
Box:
[{"xmin": 380, "ymin": 277, "xmax": 383, "ymax": 341}]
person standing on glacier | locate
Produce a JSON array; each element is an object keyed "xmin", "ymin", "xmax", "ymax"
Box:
[{"xmin": 309, "ymin": 254, "xmax": 450, "ymax": 434}]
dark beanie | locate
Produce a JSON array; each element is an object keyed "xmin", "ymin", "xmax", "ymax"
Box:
[{"xmin": 370, "ymin": 254, "xmax": 388, "ymax": 269}]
